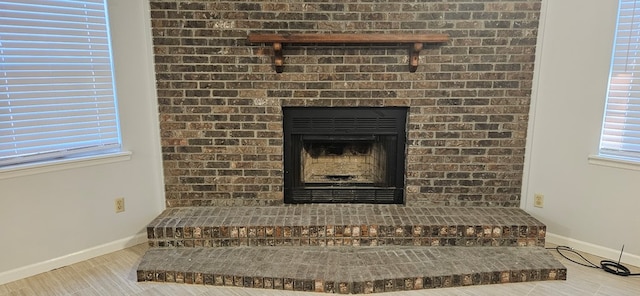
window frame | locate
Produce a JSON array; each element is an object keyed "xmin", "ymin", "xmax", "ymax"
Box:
[{"xmin": 0, "ymin": 0, "xmax": 123, "ymax": 168}]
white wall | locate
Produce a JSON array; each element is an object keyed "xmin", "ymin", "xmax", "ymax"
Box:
[
  {"xmin": 524, "ymin": 0, "xmax": 640, "ymax": 266},
  {"xmin": 0, "ymin": 0, "xmax": 164, "ymax": 284}
]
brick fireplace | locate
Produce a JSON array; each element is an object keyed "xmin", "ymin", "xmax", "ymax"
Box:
[{"xmin": 150, "ymin": 0, "xmax": 541, "ymax": 208}]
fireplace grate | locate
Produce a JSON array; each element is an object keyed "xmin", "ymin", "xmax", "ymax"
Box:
[{"xmin": 292, "ymin": 189, "xmax": 397, "ymax": 203}]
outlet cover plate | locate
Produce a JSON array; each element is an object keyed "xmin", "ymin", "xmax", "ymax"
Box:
[
  {"xmin": 533, "ymin": 194, "xmax": 544, "ymax": 208},
  {"xmin": 115, "ymin": 198, "xmax": 125, "ymax": 213}
]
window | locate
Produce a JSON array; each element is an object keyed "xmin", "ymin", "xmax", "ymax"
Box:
[
  {"xmin": 600, "ymin": 0, "xmax": 640, "ymax": 160},
  {"xmin": 0, "ymin": 0, "xmax": 120, "ymax": 167}
]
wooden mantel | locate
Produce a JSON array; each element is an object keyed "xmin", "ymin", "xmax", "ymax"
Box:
[{"xmin": 247, "ymin": 33, "xmax": 449, "ymax": 73}]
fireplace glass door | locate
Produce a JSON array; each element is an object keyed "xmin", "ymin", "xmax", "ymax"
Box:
[{"xmin": 283, "ymin": 107, "xmax": 407, "ymax": 204}]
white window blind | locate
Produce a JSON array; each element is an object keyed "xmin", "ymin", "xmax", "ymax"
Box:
[
  {"xmin": 0, "ymin": 0, "xmax": 120, "ymax": 167},
  {"xmin": 601, "ymin": 0, "xmax": 640, "ymax": 159}
]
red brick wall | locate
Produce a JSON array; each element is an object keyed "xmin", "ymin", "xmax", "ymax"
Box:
[{"xmin": 149, "ymin": 0, "xmax": 541, "ymax": 207}]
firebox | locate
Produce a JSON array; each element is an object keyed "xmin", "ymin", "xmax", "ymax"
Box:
[{"xmin": 283, "ymin": 107, "xmax": 407, "ymax": 204}]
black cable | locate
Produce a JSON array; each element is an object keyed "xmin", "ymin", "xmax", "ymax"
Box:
[{"xmin": 546, "ymin": 245, "xmax": 640, "ymax": 277}]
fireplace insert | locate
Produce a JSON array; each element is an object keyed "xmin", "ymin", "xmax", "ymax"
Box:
[{"xmin": 283, "ymin": 107, "xmax": 407, "ymax": 204}]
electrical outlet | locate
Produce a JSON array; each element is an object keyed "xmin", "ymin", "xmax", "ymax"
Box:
[
  {"xmin": 115, "ymin": 197, "xmax": 125, "ymax": 213},
  {"xmin": 533, "ymin": 193, "xmax": 544, "ymax": 208}
]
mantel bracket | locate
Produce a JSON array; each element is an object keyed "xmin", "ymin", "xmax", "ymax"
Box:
[
  {"xmin": 248, "ymin": 33, "xmax": 449, "ymax": 73},
  {"xmin": 410, "ymin": 42, "xmax": 424, "ymax": 72}
]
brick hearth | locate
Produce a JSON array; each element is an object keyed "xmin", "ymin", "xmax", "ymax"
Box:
[
  {"xmin": 144, "ymin": 205, "xmax": 547, "ymax": 248},
  {"xmin": 137, "ymin": 205, "xmax": 566, "ymax": 293}
]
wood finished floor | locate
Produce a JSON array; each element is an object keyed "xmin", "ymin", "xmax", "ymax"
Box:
[{"xmin": 1, "ymin": 243, "xmax": 639, "ymax": 296}]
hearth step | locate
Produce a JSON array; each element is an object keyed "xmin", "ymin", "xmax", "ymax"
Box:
[
  {"xmin": 137, "ymin": 246, "xmax": 566, "ymax": 294},
  {"xmin": 145, "ymin": 205, "xmax": 546, "ymax": 248}
]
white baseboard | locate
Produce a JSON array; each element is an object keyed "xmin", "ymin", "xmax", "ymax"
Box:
[
  {"xmin": 0, "ymin": 232, "xmax": 147, "ymax": 285},
  {"xmin": 546, "ymin": 232, "xmax": 640, "ymax": 268}
]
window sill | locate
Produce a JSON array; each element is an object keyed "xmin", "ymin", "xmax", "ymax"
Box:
[
  {"xmin": 588, "ymin": 154, "xmax": 640, "ymax": 171},
  {"xmin": 0, "ymin": 151, "xmax": 133, "ymax": 180}
]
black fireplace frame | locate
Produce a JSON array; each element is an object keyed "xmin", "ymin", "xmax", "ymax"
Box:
[{"xmin": 283, "ymin": 107, "xmax": 407, "ymax": 204}]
